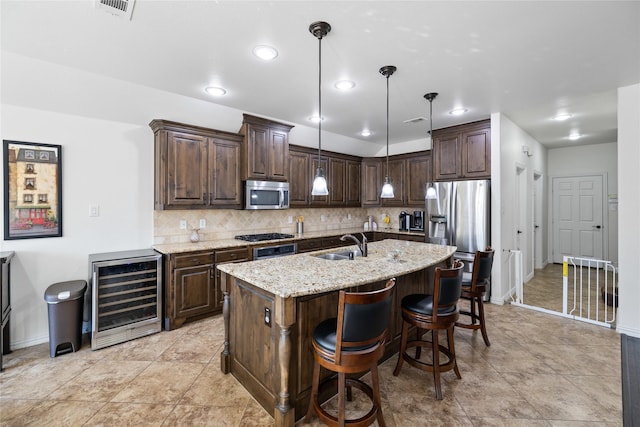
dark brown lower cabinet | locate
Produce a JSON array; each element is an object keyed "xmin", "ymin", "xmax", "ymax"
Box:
[{"xmin": 164, "ymin": 246, "xmax": 249, "ymax": 330}]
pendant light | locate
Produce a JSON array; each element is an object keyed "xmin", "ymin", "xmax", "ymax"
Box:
[
  {"xmin": 424, "ymin": 92, "xmax": 438, "ymax": 200},
  {"xmin": 379, "ymin": 65, "xmax": 397, "ymax": 199},
  {"xmin": 309, "ymin": 21, "xmax": 331, "ymax": 196}
]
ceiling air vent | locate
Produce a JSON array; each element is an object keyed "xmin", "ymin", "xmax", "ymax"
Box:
[
  {"xmin": 403, "ymin": 117, "xmax": 428, "ymax": 124},
  {"xmin": 95, "ymin": 0, "xmax": 136, "ymax": 20}
]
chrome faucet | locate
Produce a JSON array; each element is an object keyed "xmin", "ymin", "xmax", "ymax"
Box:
[{"xmin": 340, "ymin": 233, "xmax": 368, "ymax": 257}]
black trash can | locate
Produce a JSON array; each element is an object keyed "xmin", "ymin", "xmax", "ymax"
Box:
[{"xmin": 44, "ymin": 280, "xmax": 87, "ymax": 358}]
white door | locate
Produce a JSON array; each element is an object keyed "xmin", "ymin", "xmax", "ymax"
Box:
[
  {"xmin": 534, "ymin": 172, "xmax": 543, "ymax": 269},
  {"xmin": 515, "ymin": 165, "xmax": 529, "ymax": 275},
  {"xmin": 552, "ymin": 175, "xmax": 604, "ymax": 263}
]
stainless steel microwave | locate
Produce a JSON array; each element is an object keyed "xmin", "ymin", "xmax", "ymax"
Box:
[{"xmin": 244, "ymin": 180, "xmax": 290, "ymax": 210}]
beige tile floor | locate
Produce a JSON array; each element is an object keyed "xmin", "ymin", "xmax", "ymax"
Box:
[{"xmin": 0, "ymin": 302, "xmax": 622, "ymax": 426}]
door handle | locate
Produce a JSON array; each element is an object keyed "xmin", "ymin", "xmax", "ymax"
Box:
[
  {"xmin": 592, "ymin": 225, "xmax": 602, "ymax": 229},
  {"xmin": 517, "ymin": 230, "xmax": 523, "ymax": 234}
]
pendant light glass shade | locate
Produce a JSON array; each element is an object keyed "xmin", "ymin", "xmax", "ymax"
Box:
[
  {"xmin": 379, "ymin": 65, "xmax": 397, "ymax": 199},
  {"xmin": 381, "ymin": 176, "xmax": 395, "ymax": 198},
  {"xmin": 312, "ymin": 167, "xmax": 329, "ymax": 196},
  {"xmin": 309, "ymin": 21, "xmax": 331, "ymax": 196},
  {"xmin": 424, "ymin": 92, "xmax": 438, "ymax": 200}
]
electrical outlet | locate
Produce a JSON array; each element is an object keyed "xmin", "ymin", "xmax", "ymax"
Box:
[
  {"xmin": 89, "ymin": 205, "xmax": 100, "ymax": 217},
  {"xmin": 347, "ymin": 213, "xmax": 352, "ymax": 220},
  {"xmin": 179, "ymin": 220, "xmax": 187, "ymax": 230},
  {"xmin": 264, "ymin": 307, "xmax": 271, "ymax": 327},
  {"xmin": 288, "ymin": 215, "xmax": 293, "ymax": 224},
  {"xmin": 199, "ymin": 219, "xmax": 206, "ymax": 228},
  {"xmin": 321, "ymin": 215, "xmax": 326, "ymax": 222}
]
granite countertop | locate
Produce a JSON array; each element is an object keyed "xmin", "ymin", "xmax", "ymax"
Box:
[
  {"xmin": 217, "ymin": 239, "xmax": 456, "ymax": 298},
  {"xmin": 152, "ymin": 228, "xmax": 425, "ymax": 254}
]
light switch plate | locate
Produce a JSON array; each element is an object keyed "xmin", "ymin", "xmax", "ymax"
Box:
[
  {"xmin": 89, "ymin": 205, "xmax": 100, "ymax": 217},
  {"xmin": 199, "ymin": 219, "xmax": 206, "ymax": 228},
  {"xmin": 179, "ymin": 220, "xmax": 187, "ymax": 230}
]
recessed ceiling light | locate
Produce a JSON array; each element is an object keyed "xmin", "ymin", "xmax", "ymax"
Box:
[
  {"xmin": 360, "ymin": 130, "xmax": 372, "ymax": 137},
  {"xmin": 569, "ymin": 133, "xmax": 581, "ymax": 140},
  {"xmin": 449, "ymin": 108, "xmax": 468, "ymax": 116},
  {"xmin": 335, "ymin": 80, "xmax": 355, "ymax": 90},
  {"xmin": 309, "ymin": 115, "xmax": 324, "ymax": 123},
  {"xmin": 252, "ymin": 45, "xmax": 278, "ymax": 61},
  {"xmin": 553, "ymin": 113, "xmax": 572, "ymax": 121},
  {"xmin": 205, "ymin": 86, "xmax": 226, "ymax": 96}
]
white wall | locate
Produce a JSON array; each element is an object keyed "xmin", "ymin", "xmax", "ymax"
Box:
[
  {"xmin": 616, "ymin": 84, "xmax": 640, "ymax": 338},
  {"xmin": 0, "ymin": 107, "xmax": 155, "ymax": 347},
  {"xmin": 491, "ymin": 113, "xmax": 547, "ymax": 303},
  {"xmin": 547, "ymin": 143, "xmax": 618, "ymax": 263},
  {"xmin": 0, "ymin": 53, "xmax": 379, "ymax": 348}
]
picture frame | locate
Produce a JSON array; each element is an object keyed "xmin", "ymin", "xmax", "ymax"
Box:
[{"xmin": 3, "ymin": 140, "xmax": 62, "ymax": 240}]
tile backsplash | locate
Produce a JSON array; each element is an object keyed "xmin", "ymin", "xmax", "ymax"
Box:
[{"xmin": 153, "ymin": 207, "xmax": 420, "ymax": 244}]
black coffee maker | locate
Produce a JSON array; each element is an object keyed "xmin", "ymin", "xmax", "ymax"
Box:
[
  {"xmin": 410, "ymin": 210, "xmax": 425, "ymax": 231},
  {"xmin": 399, "ymin": 211, "xmax": 411, "ymax": 231}
]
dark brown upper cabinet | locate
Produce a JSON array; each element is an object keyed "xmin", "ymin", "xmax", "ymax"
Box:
[
  {"xmin": 150, "ymin": 120, "xmax": 243, "ymax": 210},
  {"xmin": 288, "ymin": 149, "xmax": 310, "ymax": 207},
  {"xmin": 380, "ymin": 158, "xmax": 406, "ymax": 207},
  {"xmin": 289, "ymin": 145, "xmax": 361, "ymax": 207},
  {"xmin": 432, "ymin": 119, "xmax": 491, "ymax": 181},
  {"xmin": 345, "ymin": 159, "xmax": 361, "ymax": 206},
  {"xmin": 361, "ymin": 158, "xmax": 382, "ymax": 207},
  {"xmin": 405, "ymin": 154, "xmax": 430, "ymax": 206},
  {"xmin": 363, "ymin": 152, "xmax": 430, "ymax": 208},
  {"xmin": 240, "ymin": 114, "xmax": 293, "ymax": 182}
]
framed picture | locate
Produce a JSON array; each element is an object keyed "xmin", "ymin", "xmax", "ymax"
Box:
[{"xmin": 3, "ymin": 140, "xmax": 62, "ymax": 240}]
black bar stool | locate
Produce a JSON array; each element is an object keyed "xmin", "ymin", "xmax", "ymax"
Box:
[
  {"xmin": 456, "ymin": 247, "xmax": 495, "ymax": 346},
  {"xmin": 393, "ymin": 261, "xmax": 463, "ymax": 400},
  {"xmin": 304, "ymin": 278, "xmax": 396, "ymax": 427}
]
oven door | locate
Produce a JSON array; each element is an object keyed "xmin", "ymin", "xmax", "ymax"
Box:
[{"xmin": 253, "ymin": 243, "xmax": 297, "ymax": 260}]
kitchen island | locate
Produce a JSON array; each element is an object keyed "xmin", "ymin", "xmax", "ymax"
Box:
[{"xmin": 216, "ymin": 239, "xmax": 456, "ymax": 426}]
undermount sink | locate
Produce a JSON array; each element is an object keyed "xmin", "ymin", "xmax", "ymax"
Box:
[{"xmin": 313, "ymin": 250, "xmax": 361, "ymax": 261}]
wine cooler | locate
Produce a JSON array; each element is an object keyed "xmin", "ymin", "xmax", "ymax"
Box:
[{"xmin": 89, "ymin": 249, "xmax": 162, "ymax": 350}]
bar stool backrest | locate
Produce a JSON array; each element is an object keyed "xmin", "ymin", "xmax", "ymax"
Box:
[{"xmin": 335, "ymin": 279, "xmax": 396, "ymax": 361}]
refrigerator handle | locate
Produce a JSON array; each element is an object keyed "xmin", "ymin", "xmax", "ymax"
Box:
[{"xmin": 449, "ymin": 182, "xmax": 457, "ymax": 245}]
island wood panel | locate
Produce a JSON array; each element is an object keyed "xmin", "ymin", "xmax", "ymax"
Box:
[
  {"xmin": 221, "ymin": 265, "xmax": 443, "ymax": 423},
  {"xmin": 229, "ymin": 280, "xmax": 276, "ymax": 411},
  {"xmin": 293, "ymin": 290, "xmax": 341, "ymax": 415}
]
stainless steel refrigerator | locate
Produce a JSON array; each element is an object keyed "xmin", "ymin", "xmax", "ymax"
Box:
[{"xmin": 425, "ymin": 179, "xmax": 491, "ymax": 281}]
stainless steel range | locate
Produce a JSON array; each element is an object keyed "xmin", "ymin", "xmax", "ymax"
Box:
[
  {"xmin": 235, "ymin": 233, "xmax": 297, "ymax": 260},
  {"xmin": 235, "ymin": 233, "xmax": 294, "ymax": 242}
]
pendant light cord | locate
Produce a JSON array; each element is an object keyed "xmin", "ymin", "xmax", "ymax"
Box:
[
  {"xmin": 317, "ymin": 35, "xmax": 322, "ymax": 165},
  {"xmin": 429, "ymin": 97, "xmax": 433, "ymax": 172},
  {"xmin": 386, "ymin": 74, "xmax": 390, "ymax": 177}
]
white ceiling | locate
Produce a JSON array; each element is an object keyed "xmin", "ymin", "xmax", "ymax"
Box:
[{"xmin": 2, "ymin": 1, "xmax": 639, "ymax": 149}]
